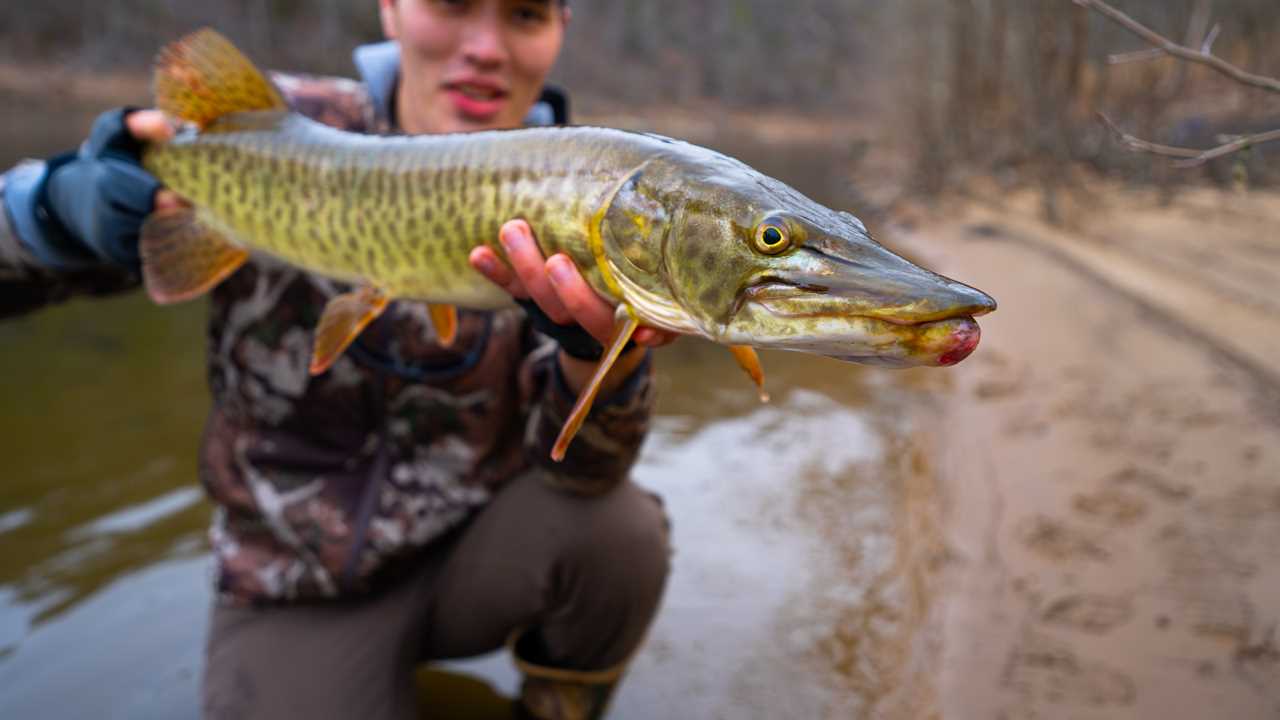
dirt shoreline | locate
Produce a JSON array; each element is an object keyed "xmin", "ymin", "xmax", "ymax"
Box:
[{"xmin": 891, "ymin": 187, "xmax": 1280, "ymax": 718}]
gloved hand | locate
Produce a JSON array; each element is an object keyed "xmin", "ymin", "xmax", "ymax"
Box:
[{"xmin": 36, "ymin": 108, "xmax": 163, "ymax": 270}]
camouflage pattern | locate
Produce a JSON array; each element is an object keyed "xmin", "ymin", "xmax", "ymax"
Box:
[{"xmin": 0, "ymin": 70, "xmax": 655, "ymax": 604}]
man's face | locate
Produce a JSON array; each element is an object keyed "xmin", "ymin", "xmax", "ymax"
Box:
[{"xmin": 379, "ymin": 0, "xmax": 567, "ymax": 134}]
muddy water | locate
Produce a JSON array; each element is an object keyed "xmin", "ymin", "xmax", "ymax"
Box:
[{"xmin": 0, "ymin": 87, "xmax": 941, "ymax": 718}]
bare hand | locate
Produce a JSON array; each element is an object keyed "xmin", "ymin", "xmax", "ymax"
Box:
[
  {"xmin": 468, "ymin": 219, "xmax": 678, "ymax": 349},
  {"xmin": 124, "ymin": 109, "xmax": 187, "ymax": 212}
]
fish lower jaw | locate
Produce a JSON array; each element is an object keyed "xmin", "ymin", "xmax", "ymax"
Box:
[
  {"xmin": 753, "ymin": 297, "xmax": 978, "ymax": 328},
  {"xmin": 723, "ymin": 307, "xmax": 983, "ymax": 367}
]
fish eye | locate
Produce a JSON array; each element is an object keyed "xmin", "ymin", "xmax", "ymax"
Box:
[{"xmin": 752, "ymin": 220, "xmax": 791, "ymax": 255}]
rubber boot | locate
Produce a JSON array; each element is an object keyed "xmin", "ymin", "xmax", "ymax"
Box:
[{"xmin": 508, "ymin": 629, "xmax": 627, "ymax": 720}]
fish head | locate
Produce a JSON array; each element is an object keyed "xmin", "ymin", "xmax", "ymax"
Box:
[{"xmin": 602, "ymin": 146, "xmax": 996, "ymax": 367}]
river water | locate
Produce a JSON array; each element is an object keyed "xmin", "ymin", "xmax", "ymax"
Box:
[{"xmin": 0, "ymin": 88, "xmax": 945, "ymax": 718}]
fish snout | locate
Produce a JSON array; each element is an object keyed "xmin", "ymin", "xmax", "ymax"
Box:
[
  {"xmin": 877, "ymin": 278, "xmax": 992, "ymax": 367},
  {"xmin": 894, "ymin": 277, "xmax": 995, "ymax": 324},
  {"xmin": 826, "ymin": 273, "xmax": 994, "ymax": 368}
]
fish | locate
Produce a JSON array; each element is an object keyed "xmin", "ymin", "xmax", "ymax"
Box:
[{"xmin": 138, "ymin": 29, "xmax": 996, "ymax": 460}]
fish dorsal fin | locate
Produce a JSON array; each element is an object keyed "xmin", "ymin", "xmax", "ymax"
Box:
[
  {"xmin": 154, "ymin": 28, "xmax": 287, "ymax": 129},
  {"xmin": 551, "ymin": 305, "xmax": 642, "ymax": 462},
  {"xmin": 140, "ymin": 208, "xmax": 249, "ymax": 304},
  {"xmin": 310, "ymin": 286, "xmax": 389, "ymax": 375}
]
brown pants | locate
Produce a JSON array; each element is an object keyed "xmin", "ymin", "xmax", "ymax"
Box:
[{"xmin": 202, "ymin": 471, "xmax": 670, "ymax": 720}]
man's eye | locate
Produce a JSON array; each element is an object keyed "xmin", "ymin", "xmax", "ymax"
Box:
[
  {"xmin": 511, "ymin": 2, "xmax": 550, "ymax": 24},
  {"xmin": 429, "ymin": 0, "xmax": 470, "ymax": 12}
]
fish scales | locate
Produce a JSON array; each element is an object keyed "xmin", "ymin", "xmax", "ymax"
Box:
[{"xmin": 145, "ymin": 115, "xmax": 659, "ymax": 307}]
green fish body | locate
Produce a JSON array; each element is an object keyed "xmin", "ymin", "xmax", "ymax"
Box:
[
  {"xmin": 147, "ymin": 114, "xmax": 679, "ymax": 313},
  {"xmin": 139, "ymin": 29, "xmax": 996, "ymax": 458}
]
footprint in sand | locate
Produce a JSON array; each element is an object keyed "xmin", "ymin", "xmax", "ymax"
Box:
[
  {"xmin": 1108, "ymin": 466, "xmax": 1192, "ymax": 502},
  {"xmin": 974, "ymin": 377, "xmax": 1023, "ymax": 401},
  {"xmin": 1015, "ymin": 516, "xmax": 1111, "ymax": 563},
  {"xmin": 1001, "ymin": 631, "xmax": 1136, "ymax": 707},
  {"xmin": 1041, "ymin": 594, "xmax": 1134, "ymax": 635},
  {"xmin": 973, "ymin": 351, "xmax": 1026, "ymax": 401},
  {"xmin": 1072, "ymin": 487, "xmax": 1148, "ymax": 527}
]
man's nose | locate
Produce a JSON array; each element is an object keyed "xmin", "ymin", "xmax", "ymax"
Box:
[{"xmin": 461, "ymin": 20, "xmax": 507, "ymax": 69}]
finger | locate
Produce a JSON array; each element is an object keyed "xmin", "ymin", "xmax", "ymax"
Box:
[
  {"xmin": 499, "ymin": 220, "xmax": 572, "ymax": 324},
  {"xmin": 649, "ymin": 331, "xmax": 679, "ymax": 347},
  {"xmin": 634, "ymin": 328, "xmax": 675, "ymax": 347},
  {"xmin": 545, "ymin": 254, "xmax": 615, "ymax": 343},
  {"xmin": 469, "ymin": 245, "xmax": 528, "ymax": 298},
  {"xmin": 125, "ymin": 109, "xmax": 175, "ymax": 143},
  {"xmin": 634, "ymin": 327, "xmax": 679, "ymax": 347},
  {"xmin": 153, "ymin": 189, "xmax": 190, "ymax": 212}
]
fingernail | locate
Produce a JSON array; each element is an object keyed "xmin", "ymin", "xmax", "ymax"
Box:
[
  {"xmin": 546, "ymin": 257, "xmax": 572, "ymax": 285},
  {"xmin": 474, "ymin": 256, "xmax": 493, "ymax": 274}
]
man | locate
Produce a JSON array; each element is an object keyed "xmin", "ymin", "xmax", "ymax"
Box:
[{"xmin": 0, "ymin": 1, "xmax": 675, "ymax": 718}]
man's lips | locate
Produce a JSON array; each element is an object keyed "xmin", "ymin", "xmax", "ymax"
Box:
[{"xmin": 444, "ymin": 81, "xmax": 509, "ymax": 121}]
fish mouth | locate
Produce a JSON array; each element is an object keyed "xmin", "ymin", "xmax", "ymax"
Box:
[
  {"xmin": 729, "ymin": 278, "xmax": 993, "ymax": 367},
  {"xmin": 741, "ymin": 278, "xmax": 995, "ymax": 323}
]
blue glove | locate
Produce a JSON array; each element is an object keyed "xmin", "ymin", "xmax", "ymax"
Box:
[{"xmin": 26, "ymin": 108, "xmax": 161, "ymax": 271}]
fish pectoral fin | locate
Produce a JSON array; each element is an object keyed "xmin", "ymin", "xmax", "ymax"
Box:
[
  {"xmin": 310, "ymin": 286, "xmax": 389, "ymax": 376},
  {"xmin": 140, "ymin": 208, "xmax": 249, "ymax": 304},
  {"xmin": 551, "ymin": 305, "xmax": 642, "ymax": 462},
  {"xmin": 155, "ymin": 28, "xmax": 287, "ymax": 129},
  {"xmin": 729, "ymin": 345, "xmax": 770, "ymax": 403},
  {"xmin": 428, "ymin": 304, "xmax": 459, "ymax": 347}
]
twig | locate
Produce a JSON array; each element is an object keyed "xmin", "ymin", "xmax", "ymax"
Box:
[
  {"xmin": 1182, "ymin": 128, "xmax": 1280, "ymax": 167},
  {"xmin": 1108, "ymin": 48, "xmax": 1165, "ymax": 65},
  {"xmin": 1109, "ymin": 8, "xmax": 1218, "ymax": 67},
  {"xmin": 1201, "ymin": 24, "xmax": 1221, "ymax": 55},
  {"xmin": 1098, "ymin": 113, "xmax": 1280, "ymax": 167},
  {"xmin": 1073, "ymin": 0, "xmax": 1280, "ymax": 95},
  {"xmin": 1097, "ymin": 113, "xmax": 1200, "ymax": 158}
]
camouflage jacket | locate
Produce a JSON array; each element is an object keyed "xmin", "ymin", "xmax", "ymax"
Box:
[{"xmin": 0, "ymin": 43, "xmax": 655, "ymax": 604}]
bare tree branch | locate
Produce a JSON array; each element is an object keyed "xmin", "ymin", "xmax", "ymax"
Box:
[
  {"xmin": 1097, "ymin": 112, "xmax": 1201, "ymax": 158},
  {"xmin": 1201, "ymin": 24, "xmax": 1221, "ymax": 55},
  {"xmin": 1108, "ymin": 48, "xmax": 1165, "ymax": 65},
  {"xmin": 1179, "ymin": 129, "xmax": 1280, "ymax": 167},
  {"xmin": 1073, "ymin": 0, "xmax": 1280, "ymax": 95},
  {"xmin": 1104, "ymin": 11, "xmax": 1216, "ymax": 68},
  {"xmin": 1080, "ymin": 0, "xmax": 1280, "ymax": 170},
  {"xmin": 1098, "ymin": 113, "xmax": 1280, "ymax": 168}
]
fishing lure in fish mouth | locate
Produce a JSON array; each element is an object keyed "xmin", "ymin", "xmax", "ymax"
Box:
[{"xmin": 138, "ymin": 29, "xmax": 996, "ymax": 460}]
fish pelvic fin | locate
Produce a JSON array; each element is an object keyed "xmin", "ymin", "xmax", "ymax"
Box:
[
  {"xmin": 310, "ymin": 286, "xmax": 389, "ymax": 376},
  {"xmin": 428, "ymin": 304, "xmax": 459, "ymax": 348},
  {"xmin": 551, "ymin": 305, "xmax": 642, "ymax": 462},
  {"xmin": 729, "ymin": 345, "xmax": 770, "ymax": 403},
  {"xmin": 154, "ymin": 28, "xmax": 287, "ymax": 129},
  {"xmin": 140, "ymin": 208, "xmax": 249, "ymax": 304}
]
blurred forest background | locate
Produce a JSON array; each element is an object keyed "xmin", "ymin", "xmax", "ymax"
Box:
[{"xmin": 1, "ymin": 0, "xmax": 1279, "ymax": 204}]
